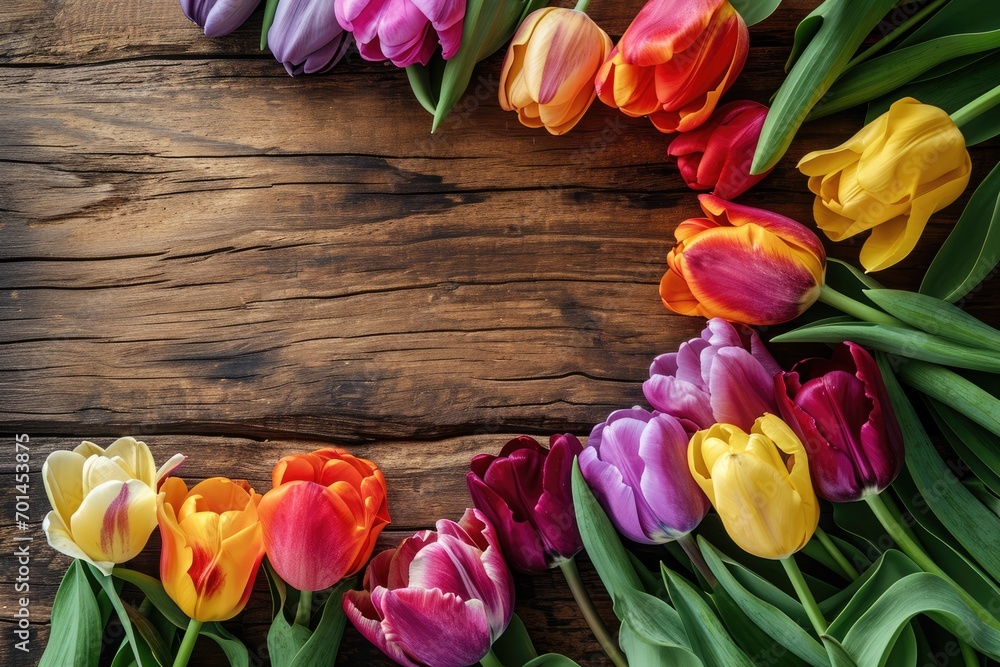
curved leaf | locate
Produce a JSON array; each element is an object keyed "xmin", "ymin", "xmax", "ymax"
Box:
[
  {"xmin": 863, "ymin": 289, "xmax": 1000, "ymax": 352},
  {"xmin": 927, "ymin": 399, "xmax": 1000, "ymax": 496},
  {"xmin": 522, "ymin": 655, "xmax": 583, "ymax": 667},
  {"xmin": 730, "ymin": 0, "xmax": 782, "ymax": 26},
  {"xmin": 895, "ymin": 359, "xmax": 1000, "ymax": 437},
  {"xmin": 290, "ymin": 581, "xmax": 354, "ymax": 667},
  {"xmin": 619, "ymin": 622, "xmax": 702, "ymax": 667},
  {"xmin": 39, "ymin": 561, "xmax": 102, "ymax": 667}
]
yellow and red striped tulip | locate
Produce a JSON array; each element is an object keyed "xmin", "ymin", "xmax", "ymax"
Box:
[
  {"xmin": 157, "ymin": 477, "xmax": 265, "ymax": 622},
  {"xmin": 660, "ymin": 194, "xmax": 827, "ymax": 325},
  {"xmin": 499, "ymin": 7, "xmax": 613, "ymax": 135},
  {"xmin": 595, "ymin": 0, "xmax": 748, "ymax": 133}
]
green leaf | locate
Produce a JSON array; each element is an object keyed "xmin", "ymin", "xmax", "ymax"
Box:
[
  {"xmin": 93, "ymin": 564, "xmax": 153, "ymax": 667},
  {"xmin": 121, "ymin": 600, "xmax": 174, "ymax": 667},
  {"xmin": 39, "ymin": 561, "xmax": 102, "ymax": 667},
  {"xmin": 862, "ymin": 289, "xmax": 1000, "ymax": 352},
  {"xmin": 898, "ymin": 0, "xmax": 1000, "ymax": 47},
  {"xmin": 202, "ymin": 623, "xmax": 250, "ymax": 667},
  {"xmin": 289, "ymin": 580, "xmax": 354, "ymax": 667},
  {"xmin": 922, "ymin": 160, "xmax": 1000, "ymax": 302},
  {"xmin": 895, "ymin": 359, "xmax": 1000, "ymax": 437},
  {"xmin": 492, "ymin": 613, "xmax": 539, "ymax": 667},
  {"xmin": 618, "ymin": 622, "xmax": 702, "ymax": 667},
  {"xmin": 927, "ymin": 399, "xmax": 1000, "ymax": 496},
  {"xmin": 522, "ymin": 655, "xmax": 584, "ymax": 667},
  {"xmin": 259, "ymin": 0, "xmax": 280, "ymax": 51},
  {"xmin": 711, "ymin": 586, "xmax": 812, "ymax": 667},
  {"xmin": 730, "ymin": 0, "xmax": 783, "ymax": 26}
]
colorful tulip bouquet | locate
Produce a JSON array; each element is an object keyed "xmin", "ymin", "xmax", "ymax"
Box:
[{"xmin": 36, "ymin": 0, "xmax": 1000, "ymax": 665}]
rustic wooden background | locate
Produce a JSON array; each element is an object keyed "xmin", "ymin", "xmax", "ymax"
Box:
[{"xmin": 2, "ymin": 0, "xmax": 999, "ymax": 665}]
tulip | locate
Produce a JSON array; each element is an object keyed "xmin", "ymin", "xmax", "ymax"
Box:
[
  {"xmin": 668, "ymin": 100, "xmax": 771, "ymax": 199},
  {"xmin": 335, "ymin": 0, "xmax": 466, "ymax": 68},
  {"xmin": 579, "ymin": 408, "xmax": 710, "ymax": 544},
  {"xmin": 42, "ymin": 438, "xmax": 184, "ymax": 575},
  {"xmin": 775, "ymin": 342, "xmax": 904, "ymax": 503},
  {"xmin": 343, "ymin": 508, "xmax": 513, "ymax": 667},
  {"xmin": 644, "ymin": 318, "xmax": 781, "ymax": 432},
  {"xmin": 498, "ymin": 7, "xmax": 613, "ymax": 135},
  {"xmin": 180, "ymin": 0, "xmax": 262, "ymax": 37},
  {"xmin": 798, "ymin": 97, "xmax": 971, "ymax": 272},
  {"xmin": 157, "ymin": 477, "xmax": 265, "ymax": 622},
  {"xmin": 594, "ymin": 0, "xmax": 749, "ymax": 133},
  {"xmin": 467, "ymin": 434, "xmax": 583, "ymax": 573},
  {"xmin": 267, "ymin": 0, "xmax": 353, "ymax": 76},
  {"xmin": 258, "ymin": 448, "xmax": 390, "ymax": 591},
  {"xmin": 660, "ymin": 194, "xmax": 827, "ymax": 326},
  {"xmin": 688, "ymin": 414, "xmax": 819, "ymax": 560}
]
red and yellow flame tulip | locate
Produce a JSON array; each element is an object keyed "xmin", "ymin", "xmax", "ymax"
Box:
[
  {"xmin": 157, "ymin": 477, "xmax": 265, "ymax": 622},
  {"xmin": 595, "ymin": 0, "xmax": 748, "ymax": 133}
]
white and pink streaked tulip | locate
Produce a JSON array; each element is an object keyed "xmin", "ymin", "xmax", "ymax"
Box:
[
  {"xmin": 335, "ymin": 0, "xmax": 466, "ymax": 68},
  {"xmin": 343, "ymin": 508, "xmax": 513, "ymax": 667},
  {"xmin": 42, "ymin": 437, "xmax": 185, "ymax": 575}
]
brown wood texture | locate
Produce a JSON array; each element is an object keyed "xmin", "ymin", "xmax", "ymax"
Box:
[{"xmin": 2, "ymin": 0, "xmax": 999, "ymax": 665}]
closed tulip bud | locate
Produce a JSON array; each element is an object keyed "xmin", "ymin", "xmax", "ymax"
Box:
[
  {"xmin": 268, "ymin": 0, "xmax": 353, "ymax": 76},
  {"xmin": 775, "ymin": 342, "xmax": 904, "ymax": 503},
  {"xmin": 498, "ymin": 8, "xmax": 613, "ymax": 135},
  {"xmin": 335, "ymin": 0, "xmax": 466, "ymax": 68},
  {"xmin": 180, "ymin": 0, "xmax": 262, "ymax": 37},
  {"xmin": 467, "ymin": 434, "xmax": 583, "ymax": 573},
  {"xmin": 579, "ymin": 408, "xmax": 710, "ymax": 544},
  {"xmin": 595, "ymin": 0, "xmax": 748, "ymax": 133},
  {"xmin": 157, "ymin": 477, "xmax": 265, "ymax": 622},
  {"xmin": 689, "ymin": 414, "xmax": 820, "ymax": 560},
  {"xmin": 668, "ymin": 100, "xmax": 772, "ymax": 199},
  {"xmin": 343, "ymin": 509, "xmax": 513, "ymax": 667},
  {"xmin": 798, "ymin": 97, "xmax": 971, "ymax": 272},
  {"xmin": 644, "ymin": 318, "xmax": 781, "ymax": 432},
  {"xmin": 42, "ymin": 438, "xmax": 185, "ymax": 575},
  {"xmin": 660, "ymin": 194, "xmax": 827, "ymax": 326},
  {"xmin": 258, "ymin": 448, "xmax": 390, "ymax": 591}
]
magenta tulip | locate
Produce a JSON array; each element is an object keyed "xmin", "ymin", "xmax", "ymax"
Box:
[
  {"xmin": 335, "ymin": 0, "xmax": 466, "ymax": 68},
  {"xmin": 180, "ymin": 0, "xmax": 262, "ymax": 37},
  {"xmin": 268, "ymin": 0, "xmax": 354, "ymax": 76},
  {"xmin": 643, "ymin": 318, "xmax": 781, "ymax": 432},
  {"xmin": 775, "ymin": 342, "xmax": 905, "ymax": 502},
  {"xmin": 343, "ymin": 509, "xmax": 513, "ymax": 667},
  {"xmin": 579, "ymin": 408, "xmax": 710, "ymax": 544},
  {"xmin": 467, "ymin": 434, "xmax": 583, "ymax": 573}
]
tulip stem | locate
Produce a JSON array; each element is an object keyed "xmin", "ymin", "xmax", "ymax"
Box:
[
  {"xmin": 951, "ymin": 83, "xmax": 1000, "ymax": 129},
  {"xmin": 677, "ymin": 533, "xmax": 718, "ymax": 589},
  {"xmin": 814, "ymin": 527, "xmax": 860, "ymax": 580},
  {"xmin": 818, "ymin": 285, "xmax": 904, "ymax": 327},
  {"xmin": 780, "ymin": 557, "xmax": 828, "ymax": 639},
  {"xmin": 559, "ymin": 559, "xmax": 629, "ymax": 667},
  {"xmin": 173, "ymin": 618, "xmax": 203, "ymax": 667},
  {"xmin": 573, "ymin": 0, "xmax": 592, "ymax": 11},
  {"xmin": 480, "ymin": 649, "xmax": 504, "ymax": 667},
  {"xmin": 294, "ymin": 590, "xmax": 313, "ymax": 627}
]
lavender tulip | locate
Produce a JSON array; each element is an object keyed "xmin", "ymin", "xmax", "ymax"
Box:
[
  {"xmin": 268, "ymin": 0, "xmax": 354, "ymax": 76},
  {"xmin": 643, "ymin": 317, "xmax": 781, "ymax": 432},
  {"xmin": 467, "ymin": 434, "xmax": 583, "ymax": 573},
  {"xmin": 579, "ymin": 408, "xmax": 710, "ymax": 544},
  {"xmin": 335, "ymin": 0, "xmax": 466, "ymax": 68},
  {"xmin": 775, "ymin": 341, "xmax": 904, "ymax": 503},
  {"xmin": 180, "ymin": 0, "xmax": 262, "ymax": 37}
]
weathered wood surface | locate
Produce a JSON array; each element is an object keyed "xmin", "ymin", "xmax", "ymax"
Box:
[{"xmin": 2, "ymin": 0, "xmax": 999, "ymax": 665}]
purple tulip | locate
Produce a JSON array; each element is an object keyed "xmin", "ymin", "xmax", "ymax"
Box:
[
  {"xmin": 335, "ymin": 0, "xmax": 466, "ymax": 68},
  {"xmin": 579, "ymin": 408, "xmax": 710, "ymax": 544},
  {"xmin": 775, "ymin": 341, "xmax": 905, "ymax": 503},
  {"xmin": 467, "ymin": 434, "xmax": 583, "ymax": 574},
  {"xmin": 643, "ymin": 318, "xmax": 781, "ymax": 432},
  {"xmin": 343, "ymin": 509, "xmax": 513, "ymax": 667},
  {"xmin": 268, "ymin": 0, "xmax": 354, "ymax": 76},
  {"xmin": 180, "ymin": 0, "xmax": 262, "ymax": 37}
]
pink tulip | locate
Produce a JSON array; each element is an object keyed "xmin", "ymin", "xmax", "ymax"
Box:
[{"xmin": 335, "ymin": 0, "xmax": 466, "ymax": 68}]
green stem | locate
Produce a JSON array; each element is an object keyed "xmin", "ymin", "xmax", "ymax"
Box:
[
  {"xmin": 574, "ymin": 0, "xmax": 591, "ymax": 10},
  {"xmin": 559, "ymin": 559, "xmax": 629, "ymax": 667},
  {"xmin": 865, "ymin": 493, "xmax": 947, "ymax": 578},
  {"xmin": 960, "ymin": 640, "xmax": 981, "ymax": 667},
  {"xmin": 780, "ymin": 556, "xmax": 828, "ymax": 638},
  {"xmin": 819, "ymin": 284, "xmax": 904, "ymax": 327},
  {"xmin": 815, "ymin": 527, "xmax": 860, "ymax": 580},
  {"xmin": 480, "ymin": 648, "xmax": 504, "ymax": 667},
  {"xmin": 844, "ymin": 0, "xmax": 949, "ymax": 70},
  {"xmin": 172, "ymin": 618, "xmax": 203, "ymax": 667},
  {"xmin": 950, "ymin": 83, "xmax": 1000, "ymax": 129},
  {"xmin": 677, "ymin": 533, "xmax": 718, "ymax": 589},
  {"xmin": 294, "ymin": 590, "xmax": 313, "ymax": 627}
]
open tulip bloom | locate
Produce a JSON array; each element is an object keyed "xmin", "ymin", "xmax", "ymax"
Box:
[
  {"xmin": 335, "ymin": 0, "xmax": 466, "ymax": 68},
  {"xmin": 267, "ymin": 0, "xmax": 354, "ymax": 76}
]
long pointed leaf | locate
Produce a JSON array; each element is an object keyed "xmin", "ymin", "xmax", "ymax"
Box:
[
  {"xmin": 38, "ymin": 561, "xmax": 102, "ymax": 667},
  {"xmin": 730, "ymin": 0, "xmax": 783, "ymax": 26},
  {"xmin": 863, "ymin": 289, "xmax": 1000, "ymax": 352}
]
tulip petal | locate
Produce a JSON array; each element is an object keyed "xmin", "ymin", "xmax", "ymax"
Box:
[
  {"xmin": 706, "ymin": 347, "xmax": 779, "ymax": 430},
  {"xmin": 103, "ymin": 437, "xmax": 156, "ymax": 487},
  {"xmin": 43, "ymin": 510, "xmax": 111, "ymax": 573},
  {"xmin": 343, "ymin": 589, "xmax": 422, "ymax": 667},
  {"xmin": 43, "ymin": 450, "xmax": 86, "ymax": 527},
  {"xmin": 381, "ymin": 588, "xmax": 491, "ymax": 667},
  {"xmin": 638, "ymin": 415, "xmax": 709, "ymax": 538},
  {"xmin": 579, "ymin": 442, "xmax": 649, "ymax": 544},
  {"xmin": 155, "ymin": 454, "xmax": 187, "ymax": 486},
  {"xmin": 70, "ymin": 479, "xmax": 157, "ymax": 566}
]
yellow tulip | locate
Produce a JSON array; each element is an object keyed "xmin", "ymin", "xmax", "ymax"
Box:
[
  {"xmin": 798, "ymin": 97, "xmax": 971, "ymax": 272},
  {"xmin": 688, "ymin": 414, "xmax": 819, "ymax": 560},
  {"xmin": 157, "ymin": 476, "xmax": 265, "ymax": 622},
  {"xmin": 42, "ymin": 437, "xmax": 185, "ymax": 575}
]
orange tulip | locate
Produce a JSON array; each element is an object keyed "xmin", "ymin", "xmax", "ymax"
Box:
[
  {"xmin": 595, "ymin": 0, "xmax": 748, "ymax": 133},
  {"xmin": 498, "ymin": 7, "xmax": 613, "ymax": 135},
  {"xmin": 258, "ymin": 448, "xmax": 390, "ymax": 591},
  {"xmin": 157, "ymin": 477, "xmax": 264, "ymax": 622}
]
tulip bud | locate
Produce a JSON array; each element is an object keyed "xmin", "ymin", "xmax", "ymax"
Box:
[
  {"xmin": 467, "ymin": 434, "xmax": 583, "ymax": 573},
  {"xmin": 798, "ymin": 97, "xmax": 971, "ymax": 272},
  {"xmin": 268, "ymin": 0, "xmax": 353, "ymax": 76},
  {"xmin": 498, "ymin": 8, "xmax": 613, "ymax": 135},
  {"xmin": 660, "ymin": 194, "xmax": 827, "ymax": 326},
  {"xmin": 343, "ymin": 509, "xmax": 514, "ymax": 667},
  {"xmin": 335, "ymin": 0, "xmax": 466, "ymax": 68},
  {"xmin": 668, "ymin": 100, "xmax": 772, "ymax": 199},
  {"xmin": 579, "ymin": 408, "xmax": 710, "ymax": 544},
  {"xmin": 180, "ymin": 0, "xmax": 262, "ymax": 38},
  {"xmin": 688, "ymin": 414, "xmax": 820, "ymax": 560},
  {"xmin": 775, "ymin": 341, "xmax": 904, "ymax": 503}
]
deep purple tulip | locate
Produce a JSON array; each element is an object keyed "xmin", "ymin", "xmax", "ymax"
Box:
[
  {"xmin": 335, "ymin": 0, "xmax": 466, "ymax": 68},
  {"xmin": 180, "ymin": 0, "xmax": 262, "ymax": 37},
  {"xmin": 343, "ymin": 509, "xmax": 513, "ymax": 667},
  {"xmin": 775, "ymin": 341, "xmax": 904, "ymax": 503},
  {"xmin": 579, "ymin": 408, "xmax": 710, "ymax": 544},
  {"xmin": 268, "ymin": 0, "xmax": 354, "ymax": 76},
  {"xmin": 467, "ymin": 434, "xmax": 583, "ymax": 573},
  {"xmin": 643, "ymin": 318, "xmax": 781, "ymax": 432}
]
